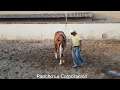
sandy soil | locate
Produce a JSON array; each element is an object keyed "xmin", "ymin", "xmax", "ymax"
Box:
[{"xmin": 0, "ymin": 39, "xmax": 120, "ymax": 79}]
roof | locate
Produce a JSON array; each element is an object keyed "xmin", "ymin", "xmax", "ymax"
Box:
[{"xmin": 0, "ymin": 12, "xmax": 93, "ymax": 19}]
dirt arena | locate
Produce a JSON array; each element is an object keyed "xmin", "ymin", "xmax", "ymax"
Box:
[{"xmin": 0, "ymin": 39, "xmax": 120, "ymax": 79}]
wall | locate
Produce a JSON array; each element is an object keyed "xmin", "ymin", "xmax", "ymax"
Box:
[{"xmin": 0, "ymin": 24, "xmax": 120, "ymax": 40}]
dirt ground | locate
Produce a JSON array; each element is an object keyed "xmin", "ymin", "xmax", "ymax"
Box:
[{"xmin": 0, "ymin": 39, "xmax": 120, "ymax": 79}]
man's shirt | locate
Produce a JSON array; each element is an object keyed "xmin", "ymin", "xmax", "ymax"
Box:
[{"xmin": 71, "ymin": 34, "xmax": 81, "ymax": 47}]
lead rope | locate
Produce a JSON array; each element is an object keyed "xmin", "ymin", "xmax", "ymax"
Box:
[{"xmin": 64, "ymin": 11, "xmax": 71, "ymax": 57}]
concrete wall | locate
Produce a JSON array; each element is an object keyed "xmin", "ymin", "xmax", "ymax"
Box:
[{"xmin": 0, "ymin": 24, "xmax": 120, "ymax": 40}]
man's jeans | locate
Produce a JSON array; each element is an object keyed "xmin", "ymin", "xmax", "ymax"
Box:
[{"xmin": 72, "ymin": 46, "xmax": 84, "ymax": 66}]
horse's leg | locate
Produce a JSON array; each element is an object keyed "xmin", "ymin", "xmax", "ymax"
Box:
[
  {"xmin": 59, "ymin": 44, "xmax": 64, "ymax": 65},
  {"xmin": 59, "ymin": 53, "xmax": 64, "ymax": 65},
  {"xmin": 60, "ymin": 53, "xmax": 65, "ymax": 63},
  {"xmin": 54, "ymin": 43, "xmax": 58, "ymax": 59}
]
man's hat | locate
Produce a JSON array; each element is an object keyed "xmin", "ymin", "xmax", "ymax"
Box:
[{"xmin": 70, "ymin": 28, "xmax": 76, "ymax": 33}]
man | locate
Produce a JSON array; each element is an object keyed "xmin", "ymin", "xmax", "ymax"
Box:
[{"xmin": 70, "ymin": 28, "xmax": 84, "ymax": 68}]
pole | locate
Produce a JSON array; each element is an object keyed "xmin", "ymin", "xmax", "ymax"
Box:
[
  {"xmin": 65, "ymin": 11, "xmax": 69, "ymax": 39},
  {"xmin": 65, "ymin": 12, "xmax": 67, "ymax": 30}
]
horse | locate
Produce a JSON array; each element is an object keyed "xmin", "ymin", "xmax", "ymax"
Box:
[{"xmin": 54, "ymin": 31, "xmax": 66, "ymax": 65}]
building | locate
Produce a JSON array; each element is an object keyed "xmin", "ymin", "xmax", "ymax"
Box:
[
  {"xmin": 0, "ymin": 11, "xmax": 120, "ymax": 24},
  {"xmin": 0, "ymin": 11, "xmax": 92, "ymax": 24},
  {"xmin": 0, "ymin": 11, "xmax": 120, "ymax": 40}
]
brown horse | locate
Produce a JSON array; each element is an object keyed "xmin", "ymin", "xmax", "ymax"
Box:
[{"xmin": 54, "ymin": 31, "xmax": 66, "ymax": 65}]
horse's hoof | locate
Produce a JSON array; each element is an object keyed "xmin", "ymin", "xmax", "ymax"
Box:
[
  {"xmin": 59, "ymin": 63, "xmax": 62, "ymax": 65},
  {"xmin": 55, "ymin": 56, "xmax": 57, "ymax": 59},
  {"xmin": 55, "ymin": 53, "xmax": 57, "ymax": 59},
  {"xmin": 62, "ymin": 60, "xmax": 65, "ymax": 63},
  {"xmin": 59, "ymin": 60, "xmax": 62, "ymax": 65}
]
